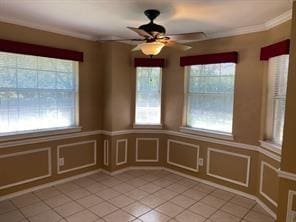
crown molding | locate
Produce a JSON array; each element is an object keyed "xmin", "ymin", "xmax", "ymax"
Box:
[
  {"xmin": 0, "ymin": 9, "xmax": 292, "ymax": 42},
  {"xmin": 0, "ymin": 16, "xmax": 98, "ymax": 41}
]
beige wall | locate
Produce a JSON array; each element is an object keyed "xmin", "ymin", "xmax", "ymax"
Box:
[{"xmin": 0, "ymin": 17, "xmax": 293, "ymax": 221}]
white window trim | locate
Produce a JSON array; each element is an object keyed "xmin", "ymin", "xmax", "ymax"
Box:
[
  {"xmin": 133, "ymin": 124, "xmax": 163, "ymax": 129},
  {"xmin": 0, "ymin": 126, "xmax": 82, "ymax": 143},
  {"xmin": 180, "ymin": 127, "xmax": 234, "ymax": 141},
  {"xmin": 134, "ymin": 67, "xmax": 162, "ymax": 126},
  {"xmin": 259, "ymin": 140, "xmax": 282, "ymax": 154}
]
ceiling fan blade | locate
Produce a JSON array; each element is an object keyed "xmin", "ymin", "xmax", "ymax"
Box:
[
  {"xmin": 168, "ymin": 32, "xmax": 206, "ymax": 41},
  {"xmin": 99, "ymin": 38, "xmax": 144, "ymax": 42},
  {"xmin": 163, "ymin": 40, "xmax": 192, "ymax": 51},
  {"xmin": 127, "ymin": 27, "xmax": 153, "ymax": 39}
]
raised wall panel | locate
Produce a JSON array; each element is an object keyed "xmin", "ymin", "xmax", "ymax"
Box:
[
  {"xmin": 0, "ymin": 147, "xmax": 51, "ymax": 190},
  {"xmin": 259, "ymin": 161, "xmax": 279, "ymax": 206},
  {"xmin": 207, "ymin": 148, "xmax": 250, "ymax": 187},
  {"xmin": 136, "ymin": 138, "xmax": 159, "ymax": 162},
  {"xmin": 167, "ymin": 139, "xmax": 199, "ymax": 172},
  {"xmin": 104, "ymin": 140, "xmax": 109, "ymax": 166},
  {"xmin": 57, "ymin": 140, "xmax": 97, "ymax": 174},
  {"xmin": 116, "ymin": 139, "xmax": 127, "ymax": 166}
]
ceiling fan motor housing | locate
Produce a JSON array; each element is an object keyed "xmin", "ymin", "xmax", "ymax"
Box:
[{"xmin": 139, "ymin": 9, "xmax": 166, "ymax": 35}]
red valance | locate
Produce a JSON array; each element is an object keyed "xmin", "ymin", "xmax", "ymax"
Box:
[
  {"xmin": 134, "ymin": 58, "xmax": 165, "ymax": 67},
  {"xmin": 260, "ymin": 39, "xmax": 290, "ymax": 61},
  {"xmin": 180, "ymin": 52, "xmax": 238, "ymax": 66},
  {"xmin": 0, "ymin": 39, "xmax": 83, "ymax": 62}
]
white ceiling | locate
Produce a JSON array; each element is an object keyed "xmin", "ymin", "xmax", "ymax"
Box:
[{"xmin": 0, "ymin": 0, "xmax": 292, "ymax": 41}]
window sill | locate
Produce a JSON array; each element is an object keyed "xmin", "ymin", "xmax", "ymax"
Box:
[
  {"xmin": 133, "ymin": 124, "xmax": 163, "ymax": 129},
  {"xmin": 179, "ymin": 127, "xmax": 234, "ymax": 141},
  {"xmin": 0, "ymin": 126, "xmax": 82, "ymax": 143},
  {"xmin": 259, "ymin": 140, "xmax": 281, "ymax": 154}
]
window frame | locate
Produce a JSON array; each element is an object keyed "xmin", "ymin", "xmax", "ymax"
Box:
[
  {"xmin": 182, "ymin": 64, "xmax": 236, "ymax": 140},
  {"xmin": 0, "ymin": 53, "xmax": 80, "ymax": 140},
  {"xmin": 263, "ymin": 54, "xmax": 289, "ymax": 149},
  {"xmin": 134, "ymin": 66, "xmax": 163, "ymax": 128}
]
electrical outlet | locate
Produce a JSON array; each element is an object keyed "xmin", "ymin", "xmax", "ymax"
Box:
[
  {"xmin": 59, "ymin": 158, "xmax": 64, "ymax": 166},
  {"xmin": 198, "ymin": 158, "xmax": 204, "ymax": 166}
]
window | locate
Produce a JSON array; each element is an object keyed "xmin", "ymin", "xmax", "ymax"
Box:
[
  {"xmin": 135, "ymin": 67, "xmax": 161, "ymax": 125},
  {"xmin": 0, "ymin": 52, "xmax": 79, "ymax": 134},
  {"xmin": 265, "ymin": 55, "xmax": 289, "ymax": 145},
  {"xmin": 185, "ymin": 63, "xmax": 236, "ymax": 133}
]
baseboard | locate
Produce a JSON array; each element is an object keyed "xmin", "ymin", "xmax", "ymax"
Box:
[
  {"xmin": 0, "ymin": 166, "xmax": 277, "ymax": 220},
  {"xmin": 0, "ymin": 169, "xmax": 101, "ymax": 202}
]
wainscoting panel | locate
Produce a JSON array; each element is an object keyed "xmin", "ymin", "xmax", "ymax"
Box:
[
  {"xmin": 167, "ymin": 139, "xmax": 199, "ymax": 172},
  {"xmin": 0, "ymin": 147, "xmax": 51, "ymax": 190},
  {"xmin": 207, "ymin": 148, "xmax": 251, "ymax": 187},
  {"xmin": 136, "ymin": 138, "xmax": 159, "ymax": 162},
  {"xmin": 104, "ymin": 140, "xmax": 109, "ymax": 166},
  {"xmin": 259, "ymin": 161, "xmax": 279, "ymax": 206},
  {"xmin": 116, "ymin": 139, "xmax": 128, "ymax": 166},
  {"xmin": 57, "ymin": 140, "xmax": 97, "ymax": 174}
]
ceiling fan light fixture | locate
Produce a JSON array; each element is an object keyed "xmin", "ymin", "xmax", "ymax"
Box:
[{"xmin": 138, "ymin": 42, "xmax": 165, "ymax": 56}]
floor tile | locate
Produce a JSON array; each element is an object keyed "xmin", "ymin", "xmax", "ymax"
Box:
[
  {"xmin": 44, "ymin": 194, "xmax": 72, "ymax": 208},
  {"xmin": 0, "ymin": 210, "xmax": 25, "ymax": 222},
  {"xmin": 126, "ymin": 189, "xmax": 149, "ymax": 200},
  {"xmin": 200, "ymin": 195, "xmax": 226, "ymax": 209},
  {"xmin": 230, "ymin": 195, "xmax": 256, "ymax": 209},
  {"xmin": 85, "ymin": 182, "xmax": 108, "ymax": 193},
  {"xmin": 244, "ymin": 210, "xmax": 275, "ymax": 222},
  {"xmin": 113, "ymin": 183, "xmax": 135, "ymax": 193},
  {"xmin": 183, "ymin": 189, "xmax": 207, "ymax": 201},
  {"xmin": 221, "ymin": 202, "xmax": 249, "ymax": 218},
  {"xmin": 170, "ymin": 195, "xmax": 196, "ymax": 208},
  {"xmin": 210, "ymin": 210, "xmax": 240, "ymax": 222},
  {"xmin": 126, "ymin": 178, "xmax": 148, "ymax": 187},
  {"xmin": 11, "ymin": 193, "xmax": 41, "ymax": 208},
  {"xmin": 66, "ymin": 188, "xmax": 91, "ymax": 200},
  {"xmin": 73, "ymin": 177, "xmax": 97, "ymax": 188},
  {"xmin": 0, "ymin": 200, "xmax": 16, "ymax": 215},
  {"xmin": 252, "ymin": 204, "xmax": 271, "ymax": 216},
  {"xmin": 123, "ymin": 202, "xmax": 151, "ymax": 217},
  {"xmin": 104, "ymin": 209, "xmax": 135, "ymax": 222},
  {"xmin": 192, "ymin": 183, "xmax": 216, "ymax": 194},
  {"xmin": 139, "ymin": 183, "xmax": 162, "ymax": 194},
  {"xmin": 89, "ymin": 202, "xmax": 118, "ymax": 217},
  {"xmin": 66, "ymin": 209, "xmax": 98, "ymax": 222},
  {"xmin": 140, "ymin": 194, "xmax": 166, "ymax": 208},
  {"xmin": 54, "ymin": 201, "xmax": 84, "ymax": 217},
  {"xmin": 76, "ymin": 195, "xmax": 104, "ymax": 208},
  {"xmin": 95, "ymin": 188, "xmax": 121, "ymax": 200},
  {"xmin": 28, "ymin": 209, "xmax": 62, "ymax": 222},
  {"xmin": 55, "ymin": 182, "xmax": 80, "ymax": 193},
  {"xmin": 189, "ymin": 202, "xmax": 217, "ymax": 218},
  {"xmin": 20, "ymin": 201, "xmax": 50, "ymax": 217},
  {"xmin": 154, "ymin": 189, "xmax": 178, "ymax": 201},
  {"xmin": 34, "ymin": 187, "xmax": 61, "ymax": 200},
  {"xmin": 139, "ymin": 210, "xmax": 170, "ymax": 222},
  {"xmin": 167, "ymin": 183, "xmax": 189, "ymax": 193},
  {"xmin": 175, "ymin": 210, "xmax": 206, "ymax": 222},
  {"xmin": 156, "ymin": 202, "xmax": 184, "ymax": 217},
  {"xmin": 210, "ymin": 189, "xmax": 234, "ymax": 201},
  {"xmin": 109, "ymin": 194, "xmax": 135, "ymax": 208}
]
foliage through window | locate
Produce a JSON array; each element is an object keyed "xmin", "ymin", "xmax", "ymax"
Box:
[
  {"xmin": 186, "ymin": 63, "xmax": 235, "ymax": 133},
  {"xmin": 135, "ymin": 67, "xmax": 161, "ymax": 125},
  {"xmin": 265, "ymin": 55, "xmax": 289, "ymax": 145},
  {"xmin": 0, "ymin": 52, "xmax": 78, "ymax": 134}
]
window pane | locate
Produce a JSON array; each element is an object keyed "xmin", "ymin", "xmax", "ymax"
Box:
[
  {"xmin": 0, "ymin": 52, "xmax": 78, "ymax": 134},
  {"xmin": 267, "ymin": 55, "xmax": 289, "ymax": 144},
  {"xmin": 187, "ymin": 63, "xmax": 235, "ymax": 133},
  {"xmin": 135, "ymin": 67, "xmax": 161, "ymax": 125}
]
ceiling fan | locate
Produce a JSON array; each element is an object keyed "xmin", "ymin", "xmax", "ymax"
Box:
[{"xmin": 102, "ymin": 9, "xmax": 206, "ymax": 57}]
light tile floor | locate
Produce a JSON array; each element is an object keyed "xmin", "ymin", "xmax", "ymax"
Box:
[{"xmin": 0, "ymin": 169, "xmax": 275, "ymax": 222}]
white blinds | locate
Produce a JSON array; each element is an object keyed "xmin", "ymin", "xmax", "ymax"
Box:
[
  {"xmin": 267, "ymin": 55, "xmax": 289, "ymax": 145},
  {"xmin": 186, "ymin": 63, "xmax": 235, "ymax": 133},
  {"xmin": 135, "ymin": 67, "xmax": 161, "ymax": 125},
  {"xmin": 0, "ymin": 52, "xmax": 78, "ymax": 134}
]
